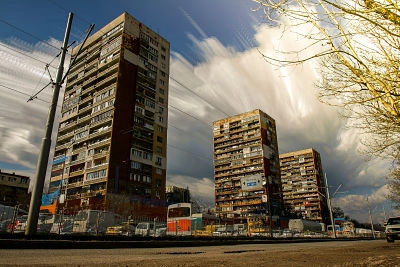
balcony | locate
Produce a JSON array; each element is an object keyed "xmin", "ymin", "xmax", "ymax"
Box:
[
  {"xmin": 69, "ymin": 157, "xmax": 86, "ymax": 166},
  {"xmin": 93, "ymin": 151, "xmax": 109, "ymax": 160},
  {"xmin": 56, "ymin": 131, "xmax": 75, "ymax": 143},
  {"xmin": 88, "ymin": 138, "xmax": 111, "ymax": 149},
  {"xmin": 82, "ymin": 84, "xmax": 96, "ymax": 95},
  {"xmin": 77, "ymin": 114, "xmax": 91, "ymax": 125},
  {"xmin": 89, "ymin": 125, "xmax": 112, "ymax": 139},
  {"xmin": 84, "ymin": 176, "xmax": 107, "ymax": 186},
  {"xmin": 69, "ymin": 169, "xmax": 84, "ymax": 177},
  {"xmin": 66, "ymin": 180, "xmax": 84, "ymax": 189},
  {"xmin": 86, "ymin": 162, "xmax": 108, "ymax": 172},
  {"xmin": 96, "ymin": 73, "xmax": 117, "ymax": 89},
  {"xmin": 80, "ymin": 188, "xmax": 107, "ymax": 198}
]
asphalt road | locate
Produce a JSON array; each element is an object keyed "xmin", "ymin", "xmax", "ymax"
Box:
[{"xmin": 0, "ymin": 239, "xmax": 399, "ymax": 266}]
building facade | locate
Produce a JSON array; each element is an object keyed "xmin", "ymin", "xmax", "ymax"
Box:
[
  {"xmin": 0, "ymin": 170, "xmax": 30, "ymax": 210},
  {"xmin": 279, "ymin": 148, "xmax": 328, "ymax": 222},
  {"xmin": 165, "ymin": 185, "xmax": 191, "ymax": 204},
  {"xmin": 48, "ymin": 12, "xmax": 170, "ymax": 218},
  {"xmin": 213, "ymin": 109, "xmax": 282, "ymax": 222}
]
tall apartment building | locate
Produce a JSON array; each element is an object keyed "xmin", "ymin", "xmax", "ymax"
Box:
[
  {"xmin": 213, "ymin": 109, "xmax": 282, "ymax": 222},
  {"xmin": 48, "ymin": 12, "xmax": 170, "ymax": 218},
  {"xmin": 279, "ymin": 148, "xmax": 328, "ymax": 222}
]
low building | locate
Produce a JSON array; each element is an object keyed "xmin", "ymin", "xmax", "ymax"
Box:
[
  {"xmin": 166, "ymin": 185, "xmax": 191, "ymax": 204},
  {"xmin": 0, "ymin": 170, "xmax": 30, "ymax": 210}
]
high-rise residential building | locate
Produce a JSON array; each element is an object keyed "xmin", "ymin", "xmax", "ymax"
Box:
[
  {"xmin": 213, "ymin": 109, "xmax": 283, "ymax": 222},
  {"xmin": 279, "ymin": 148, "xmax": 328, "ymax": 222},
  {"xmin": 47, "ymin": 12, "xmax": 169, "ymax": 218}
]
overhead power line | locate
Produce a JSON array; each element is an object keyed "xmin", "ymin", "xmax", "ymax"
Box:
[
  {"xmin": 0, "ymin": 84, "xmax": 50, "ymax": 104},
  {"xmin": 0, "ymin": 18, "xmax": 60, "ymax": 51},
  {"xmin": 0, "ymin": 42, "xmax": 58, "ymax": 70},
  {"xmin": 167, "ymin": 144, "xmax": 213, "ymax": 164},
  {"xmin": 168, "ymin": 104, "xmax": 213, "ymax": 128},
  {"xmin": 169, "ymin": 75, "xmax": 231, "ymax": 118}
]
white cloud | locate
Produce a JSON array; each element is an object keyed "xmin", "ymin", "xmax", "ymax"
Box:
[
  {"xmin": 334, "ymin": 185, "xmax": 394, "ymax": 224},
  {"xmin": 167, "ymin": 23, "xmax": 391, "ymax": 223},
  {"xmin": 0, "ymin": 18, "xmax": 393, "ymax": 224},
  {"xmin": 0, "ymin": 38, "xmax": 65, "ymax": 190}
]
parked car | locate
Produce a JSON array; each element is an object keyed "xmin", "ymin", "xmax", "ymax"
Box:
[
  {"xmin": 135, "ymin": 222, "xmax": 166, "ymax": 237},
  {"xmin": 7, "ymin": 215, "xmax": 28, "ymax": 233},
  {"xmin": 384, "ymin": 216, "xmax": 400, "ymax": 243},
  {"xmin": 106, "ymin": 222, "xmax": 135, "ymax": 237},
  {"xmin": 281, "ymin": 228, "xmax": 293, "ymax": 238}
]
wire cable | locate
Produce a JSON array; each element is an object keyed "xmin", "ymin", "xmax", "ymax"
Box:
[
  {"xmin": 0, "ymin": 18, "xmax": 60, "ymax": 51},
  {"xmin": 167, "ymin": 143, "xmax": 213, "ymax": 164},
  {"xmin": 0, "ymin": 84, "xmax": 50, "ymax": 103},
  {"xmin": 169, "ymin": 75, "xmax": 231, "ymax": 118},
  {"xmin": 0, "ymin": 42, "xmax": 58, "ymax": 70},
  {"xmin": 168, "ymin": 104, "xmax": 213, "ymax": 128}
]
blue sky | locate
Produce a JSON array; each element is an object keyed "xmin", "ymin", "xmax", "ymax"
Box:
[
  {"xmin": 0, "ymin": 0, "xmax": 397, "ymax": 223},
  {"xmin": 0, "ymin": 0, "xmax": 259, "ymax": 63}
]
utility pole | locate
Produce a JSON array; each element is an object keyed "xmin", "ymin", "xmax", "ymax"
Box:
[
  {"xmin": 325, "ymin": 173, "xmax": 336, "ymax": 238},
  {"xmin": 383, "ymin": 204, "xmax": 387, "ymax": 223},
  {"xmin": 25, "ymin": 13, "xmax": 73, "ymax": 236},
  {"xmin": 366, "ymin": 196, "xmax": 376, "ymax": 239}
]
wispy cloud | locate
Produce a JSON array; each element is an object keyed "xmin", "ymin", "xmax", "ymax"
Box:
[
  {"xmin": 167, "ymin": 22, "xmax": 391, "ymax": 224},
  {"xmin": 180, "ymin": 7, "xmax": 208, "ymax": 40},
  {"xmin": 0, "ymin": 15, "xmax": 392, "ymax": 224}
]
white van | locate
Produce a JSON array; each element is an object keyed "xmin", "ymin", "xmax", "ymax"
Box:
[{"xmin": 135, "ymin": 222, "xmax": 166, "ymax": 237}]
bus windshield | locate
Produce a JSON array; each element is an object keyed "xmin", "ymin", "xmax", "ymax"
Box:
[{"xmin": 168, "ymin": 207, "xmax": 190, "ymax": 218}]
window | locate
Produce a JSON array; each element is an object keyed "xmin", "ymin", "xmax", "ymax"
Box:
[
  {"xmin": 158, "ymin": 126, "xmax": 163, "ymax": 132},
  {"xmin": 156, "ymin": 146, "xmax": 162, "ymax": 154},
  {"xmin": 145, "ymin": 99, "xmax": 155, "ymax": 109},
  {"xmin": 86, "ymin": 169, "xmax": 107, "ymax": 180},
  {"xmin": 132, "ymin": 149, "xmax": 142, "ymax": 157},
  {"xmin": 159, "ymin": 79, "xmax": 165, "ymax": 86},
  {"xmin": 131, "ymin": 161, "xmax": 141, "ymax": 169},
  {"xmin": 135, "ymin": 106, "xmax": 144, "ymax": 114},
  {"xmin": 159, "ymin": 88, "xmax": 164, "ymax": 95},
  {"xmin": 156, "ymin": 169, "xmax": 162, "ymax": 175},
  {"xmin": 91, "ymin": 110, "xmax": 113, "ymax": 124},
  {"xmin": 143, "ymin": 152, "xmax": 153, "ymax": 160},
  {"xmin": 158, "ymin": 97, "xmax": 164, "ymax": 104},
  {"xmin": 157, "ymin": 136, "xmax": 163, "ymax": 143},
  {"xmin": 156, "ymin": 157, "xmax": 162, "ymax": 166}
]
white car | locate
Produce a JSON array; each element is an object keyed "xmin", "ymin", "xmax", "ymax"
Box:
[{"xmin": 384, "ymin": 217, "xmax": 400, "ymax": 243}]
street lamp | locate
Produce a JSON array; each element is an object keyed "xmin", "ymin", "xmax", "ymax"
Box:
[
  {"xmin": 262, "ymin": 180, "xmax": 273, "ymax": 238},
  {"xmin": 57, "ymin": 140, "xmax": 74, "ymax": 234},
  {"xmin": 321, "ymin": 173, "xmax": 343, "ymax": 239}
]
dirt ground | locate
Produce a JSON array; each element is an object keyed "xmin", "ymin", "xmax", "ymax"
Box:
[{"xmin": 0, "ymin": 239, "xmax": 399, "ymax": 266}]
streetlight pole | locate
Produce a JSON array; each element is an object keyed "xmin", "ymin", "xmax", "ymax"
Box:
[
  {"xmin": 324, "ymin": 173, "xmax": 337, "ymax": 238},
  {"xmin": 25, "ymin": 13, "xmax": 73, "ymax": 236},
  {"xmin": 366, "ymin": 196, "xmax": 376, "ymax": 239}
]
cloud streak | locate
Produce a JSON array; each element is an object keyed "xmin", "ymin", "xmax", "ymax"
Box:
[
  {"xmin": 0, "ymin": 14, "xmax": 393, "ymax": 224},
  {"xmin": 167, "ymin": 22, "xmax": 392, "ymax": 224}
]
